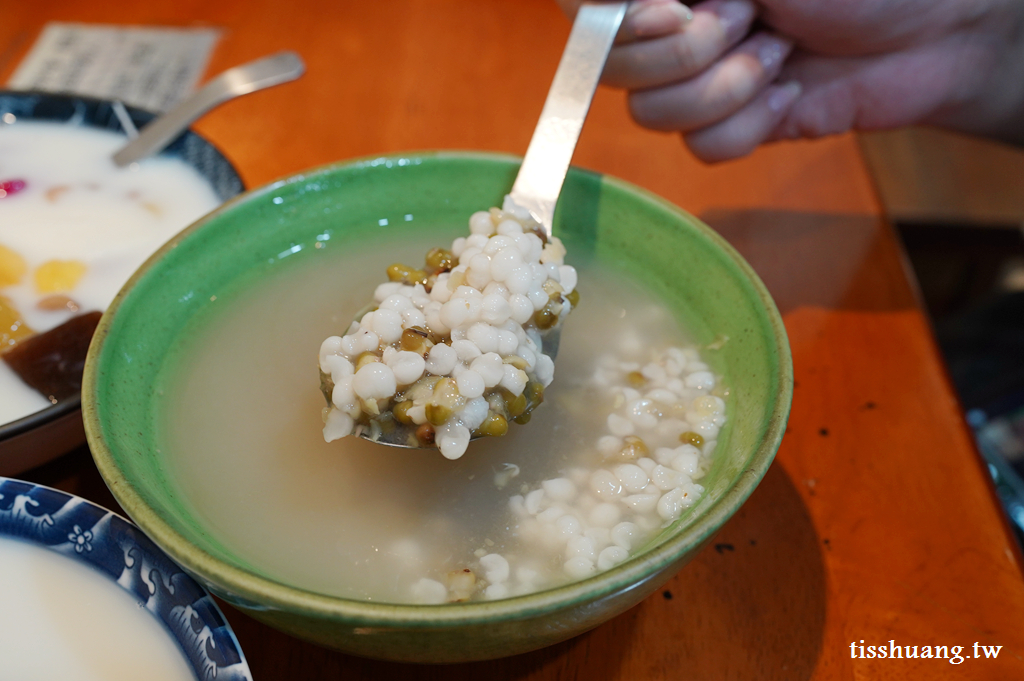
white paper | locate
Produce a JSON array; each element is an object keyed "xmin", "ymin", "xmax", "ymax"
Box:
[{"xmin": 6, "ymin": 22, "xmax": 220, "ymax": 112}]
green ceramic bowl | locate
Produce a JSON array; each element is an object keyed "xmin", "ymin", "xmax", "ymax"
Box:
[{"xmin": 83, "ymin": 151, "xmax": 792, "ymax": 663}]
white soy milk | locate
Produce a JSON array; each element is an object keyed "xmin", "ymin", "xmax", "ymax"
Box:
[
  {"xmin": 0, "ymin": 121, "xmax": 220, "ymax": 423},
  {"xmin": 160, "ymin": 235, "xmax": 710, "ymax": 603},
  {"xmin": 0, "ymin": 536, "xmax": 196, "ymax": 681}
]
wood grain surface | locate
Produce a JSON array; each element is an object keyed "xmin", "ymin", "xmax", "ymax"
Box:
[{"xmin": 4, "ymin": 1, "xmax": 1024, "ymax": 678}]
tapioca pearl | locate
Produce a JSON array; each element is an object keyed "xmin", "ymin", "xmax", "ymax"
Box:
[
  {"xmin": 643, "ymin": 484, "xmax": 660, "ymax": 496},
  {"xmin": 687, "ymin": 360, "xmax": 709, "ymax": 371},
  {"xmin": 469, "ymin": 352, "xmax": 504, "ymax": 387},
  {"xmin": 670, "ymin": 445, "xmax": 701, "ymax": 474},
  {"xmin": 558, "ymin": 265, "xmax": 577, "ymax": 293},
  {"xmin": 584, "ymin": 527, "xmax": 611, "ymax": 552},
  {"xmin": 499, "ymin": 364, "xmax": 527, "ymax": 396},
  {"xmin": 480, "ymin": 553, "xmax": 510, "ymax": 583},
  {"xmin": 563, "ymin": 557, "xmax": 596, "ymax": 581},
  {"xmin": 513, "ymin": 233, "xmax": 533, "ymax": 256},
  {"xmin": 525, "ymin": 233, "xmax": 544, "ymax": 261},
  {"xmin": 614, "ymin": 464, "xmax": 649, "ymax": 493},
  {"xmin": 655, "ymin": 418, "xmax": 688, "ymax": 439},
  {"xmin": 368, "ymin": 308, "xmax": 401, "ymax": 344},
  {"xmin": 527, "ymin": 287, "xmax": 549, "ymax": 311},
  {"xmin": 537, "ymin": 506, "xmax": 565, "ymax": 525},
  {"xmin": 400, "ymin": 308, "xmax": 427, "ymax": 329},
  {"xmin": 544, "ymin": 263, "xmax": 561, "ymax": 281},
  {"xmin": 656, "ymin": 487, "xmax": 689, "ymax": 521},
  {"xmin": 482, "ymin": 281, "xmax": 510, "ymax": 299},
  {"xmin": 373, "ymin": 281, "xmax": 404, "ymax": 302},
  {"xmin": 469, "ymin": 210, "xmax": 494, "ymax": 235},
  {"xmin": 590, "ymin": 469, "xmax": 623, "ymax": 500},
  {"xmin": 424, "ymin": 305, "xmax": 450, "ymax": 337},
  {"xmin": 692, "ymin": 395, "xmax": 725, "ymax": 416},
  {"xmin": 496, "ymin": 330, "xmax": 518, "ymax": 355},
  {"xmin": 319, "ymin": 336, "xmax": 344, "ymax": 367},
  {"xmin": 451, "ymin": 339, "xmax": 482, "ymax": 363},
  {"xmin": 437, "ymin": 422, "xmax": 471, "ymax": 459},
  {"xmin": 534, "ymin": 352, "xmax": 555, "ymax": 387},
  {"xmin": 645, "ymin": 388, "xmax": 677, "ymax": 405},
  {"xmin": 505, "ymin": 265, "xmax": 532, "ymax": 294},
  {"xmin": 542, "ymin": 477, "xmax": 576, "ymax": 502},
  {"xmin": 666, "ymin": 378, "xmax": 685, "ymax": 395},
  {"xmin": 451, "ymin": 236, "xmax": 468, "ymax": 257},
  {"xmin": 597, "ymin": 435, "xmax": 623, "ymax": 456},
  {"xmin": 496, "ymin": 218, "xmax": 524, "ymax": 236},
  {"xmin": 566, "ymin": 536, "xmax": 597, "ymax": 562},
  {"xmin": 406, "ymin": 404, "xmax": 426, "ymax": 424},
  {"xmin": 467, "ymin": 254, "xmax": 493, "ymax": 289},
  {"xmin": 690, "ymin": 420, "xmax": 720, "ymax": 440},
  {"xmin": 466, "ymin": 233, "xmax": 490, "ymax": 250},
  {"xmin": 483, "ymin": 234, "xmax": 514, "ymax": 254},
  {"xmin": 641, "ymin": 363, "xmax": 667, "ymax": 384},
  {"xmin": 555, "ymin": 514, "xmax": 582, "ymax": 539},
  {"xmin": 607, "ymin": 413, "xmax": 634, "ymax": 437},
  {"xmin": 652, "ymin": 465, "xmax": 688, "ymax": 491},
  {"xmin": 357, "ymin": 311, "xmax": 375, "ymax": 332},
  {"xmin": 509, "ymin": 495, "xmax": 527, "ymax": 517},
  {"xmin": 665, "ymin": 346, "xmax": 687, "ymax": 366},
  {"xmin": 322, "ymin": 408, "xmax": 354, "ymax": 442},
  {"xmin": 622, "ymin": 493, "xmax": 660, "ymax": 514},
  {"xmin": 515, "ymin": 344, "xmax": 537, "ymax": 370},
  {"xmin": 627, "ymin": 399, "xmax": 659, "ymax": 429},
  {"xmin": 411, "ymin": 578, "xmax": 448, "ymax": 604},
  {"xmin": 467, "ymin": 323, "xmax": 500, "ymax": 353},
  {"xmin": 597, "ymin": 546, "xmax": 629, "ymax": 571},
  {"xmin": 387, "ymin": 351, "xmax": 426, "ymax": 385},
  {"xmin": 425, "ymin": 343, "xmax": 458, "ymax": 375},
  {"xmin": 458, "ymin": 247, "xmax": 482, "ymax": 266},
  {"xmin": 380, "ymin": 293, "xmax": 414, "ymax": 312},
  {"xmin": 490, "ymin": 247, "xmax": 523, "ymax": 283},
  {"xmin": 610, "ymin": 522, "xmax": 640, "ymax": 550},
  {"xmin": 664, "ymin": 359, "xmax": 683, "ymax": 376},
  {"xmin": 516, "ymin": 567, "xmax": 539, "ymax": 587},
  {"xmin": 456, "ymin": 369, "xmax": 485, "ymax": 399},
  {"xmin": 540, "ymin": 238, "xmax": 567, "ymax": 265},
  {"xmin": 636, "ymin": 457, "xmax": 657, "ymax": 475},
  {"xmin": 525, "ymin": 488, "xmax": 546, "ymax": 514},
  {"xmin": 477, "ymin": 294, "xmax": 510, "ymax": 327},
  {"xmin": 458, "ymin": 397, "xmax": 489, "ymax": 430},
  {"xmin": 484, "ymin": 583, "xmax": 509, "ymax": 600},
  {"xmin": 653, "ymin": 447, "xmax": 677, "ymax": 466},
  {"xmin": 685, "ymin": 371, "xmax": 715, "ymax": 391},
  {"xmin": 508, "ymin": 293, "xmax": 534, "ymax": 324},
  {"xmin": 352, "ymin": 363, "xmax": 396, "ymax": 400},
  {"xmin": 588, "ymin": 502, "xmax": 622, "ymax": 528},
  {"xmin": 322, "ymin": 354, "xmax": 354, "ymax": 381}
]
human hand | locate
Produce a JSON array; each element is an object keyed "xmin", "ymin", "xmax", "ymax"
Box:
[{"xmin": 557, "ymin": 0, "xmax": 1024, "ymax": 162}]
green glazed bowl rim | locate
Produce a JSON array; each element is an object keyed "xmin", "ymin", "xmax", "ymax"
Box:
[{"xmin": 85, "ymin": 150, "xmax": 793, "ymax": 627}]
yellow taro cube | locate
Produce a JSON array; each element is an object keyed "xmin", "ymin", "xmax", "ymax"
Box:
[
  {"xmin": 0, "ymin": 245, "xmax": 27, "ymax": 287},
  {"xmin": 35, "ymin": 260, "xmax": 87, "ymax": 293}
]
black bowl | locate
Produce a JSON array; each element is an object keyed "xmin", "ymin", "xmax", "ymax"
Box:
[{"xmin": 0, "ymin": 91, "xmax": 244, "ymax": 474}]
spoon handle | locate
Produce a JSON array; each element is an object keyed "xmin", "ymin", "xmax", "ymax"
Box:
[
  {"xmin": 509, "ymin": 2, "xmax": 627, "ymax": 237},
  {"xmin": 112, "ymin": 51, "xmax": 305, "ymax": 167}
]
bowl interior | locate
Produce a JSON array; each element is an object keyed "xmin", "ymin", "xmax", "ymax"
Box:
[
  {"xmin": 0, "ymin": 90, "xmax": 243, "ymax": 472},
  {"xmin": 85, "ymin": 152, "xmax": 791, "ymax": 615},
  {"xmin": 0, "ymin": 476, "xmax": 252, "ymax": 680}
]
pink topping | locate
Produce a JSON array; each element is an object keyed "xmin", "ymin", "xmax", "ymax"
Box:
[{"xmin": 0, "ymin": 179, "xmax": 27, "ymax": 198}]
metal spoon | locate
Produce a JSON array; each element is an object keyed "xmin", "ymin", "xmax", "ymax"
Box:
[
  {"xmin": 112, "ymin": 51, "xmax": 305, "ymax": 167},
  {"xmin": 354, "ymin": 1, "xmax": 627, "ymax": 448}
]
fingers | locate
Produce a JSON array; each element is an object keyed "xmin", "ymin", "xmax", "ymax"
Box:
[
  {"xmin": 605, "ymin": 0, "xmax": 757, "ymax": 89},
  {"xmin": 628, "ymin": 32, "xmax": 795, "ymax": 131},
  {"xmin": 684, "ymin": 81, "xmax": 802, "ymax": 162},
  {"xmin": 618, "ymin": 0, "xmax": 694, "ymax": 44}
]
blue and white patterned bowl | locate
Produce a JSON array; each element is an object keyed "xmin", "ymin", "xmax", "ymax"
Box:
[
  {"xmin": 0, "ymin": 91, "xmax": 244, "ymax": 475},
  {"xmin": 0, "ymin": 476, "xmax": 252, "ymax": 681}
]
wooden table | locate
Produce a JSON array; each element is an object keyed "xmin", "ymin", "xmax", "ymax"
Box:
[{"xmin": 4, "ymin": 1, "xmax": 1024, "ymax": 678}]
